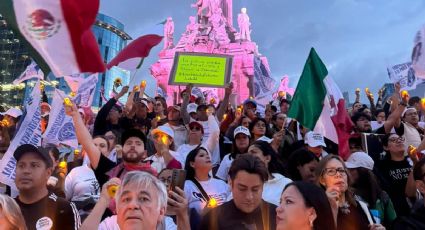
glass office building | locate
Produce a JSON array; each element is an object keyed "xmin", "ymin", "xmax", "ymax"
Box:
[
  {"xmin": 0, "ymin": 14, "xmax": 32, "ymax": 110},
  {"xmin": 91, "ymin": 13, "xmax": 132, "ymax": 108}
]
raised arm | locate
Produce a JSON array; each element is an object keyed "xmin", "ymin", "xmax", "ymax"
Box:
[
  {"xmin": 216, "ymin": 83, "xmax": 233, "ymax": 122},
  {"xmin": 382, "ymin": 92, "xmax": 407, "ymax": 134},
  {"xmin": 181, "ymin": 84, "xmax": 193, "ymax": 125},
  {"xmin": 65, "ymin": 102, "xmax": 102, "ymax": 169},
  {"xmin": 205, "ymin": 114, "xmax": 220, "ymax": 154}
]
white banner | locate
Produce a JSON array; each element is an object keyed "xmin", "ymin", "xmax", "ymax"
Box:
[
  {"xmin": 43, "ymin": 89, "xmax": 78, "ymax": 148},
  {"xmin": 253, "ymin": 56, "xmax": 276, "ymax": 115},
  {"xmin": 63, "ymin": 73, "xmax": 84, "ymax": 92},
  {"xmin": 12, "ymin": 61, "xmax": 44, "ymax": 84},
  {"xmin": 74, "ymin": 73, "xmax": 98, "ymax": 107},
  {"xmin": 412, "ymin": 25, "xmax": 425, "ymax": 79},
  {"xmin": 0, "ymin": 81, "xmax": 42, "ymax": 189},
  {"xmin": 387, "ymin": 62, "xmax": 418, "ymax": 91}
]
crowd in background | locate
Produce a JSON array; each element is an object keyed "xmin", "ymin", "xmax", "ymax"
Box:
[{"xmin": 0, "ymin": 81, "xmax": 424, "ymax": 230}]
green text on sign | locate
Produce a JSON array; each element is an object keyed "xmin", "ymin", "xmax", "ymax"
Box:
[{"xmin": 174, "ymin": 55, "xmax": 227, "ymax": 86}]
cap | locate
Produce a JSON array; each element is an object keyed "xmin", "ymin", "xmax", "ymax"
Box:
[
  {"xmin": 257, "ymin": 136, "xmax": 273, "ymax": 143},
  {"xmin": 137, "ymin": 99, "xmax": 149, "ymax": 108},
  {"xmin": 40, "ymin": 102, "xmax": 51, "ymax": 110},
  {"xmin": 167, "ymin": 105, "xmax": 181, "ymax": 112},
  {"xmin": 305, "ymin": 131, "xmax": 326, "ymax": 147},
  {"xmin": 189, "ymin": 121, "xmax": 204, "ymax": 133},
  {"xmin": 187, "ymin": 103, "xmax": 198, "ymax": 114},
  {"xmin": 402, "ymin": 107, "xmax": 416, "ymax": 117},
  {"xmin": 243, "ymin": 99, "xmax": 257, "ymax": 108},
  {"xmin": 152, "ymin": 125, "xmax": 175, "ymax": 139},
  {"xmin": 121, "ymin": 129, "xmax": 147, "ymax": 146},
  {"xmin": 234, "ymin": 126, "xmax": 251, "ymax": 138},
  {"xmin": 0, "ymin": 108, "xmax": 23, "ymax": 118},
  {"xmin": 14, "ymin": 144, "xmax": 53, "ymax": 167},
  {"xmin": 345, "ymin": 151, "xmax": 374, "ymax": 170}
]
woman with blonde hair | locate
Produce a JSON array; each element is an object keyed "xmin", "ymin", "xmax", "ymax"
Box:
[{"xmin": 0, "ymin": 194, "xmax": 27, "ymax": 230}]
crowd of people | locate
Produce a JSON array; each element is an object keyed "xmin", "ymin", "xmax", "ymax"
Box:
[{"xmin": 0, "ymin": 81, "xmax": 424, "ymax": 230}]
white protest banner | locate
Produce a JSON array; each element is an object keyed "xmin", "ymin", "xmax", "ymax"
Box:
[
  {"xmin": 0, "ymin": 81, "xmax": 42, "ymax": 190},
  {"xmin": 387, "ymin": 62, "xmax": 418, "ymax": 91},
  {"xmin": 253, "ymin": 56, "xmax": 276, "ymax": 115},
  {"xmin": 43, "ymin": 89, "xmax": 78, "ymax": 148},
  {"xmin": 12, "ymin": 61, "xmax": 44, "ymax": 84},
  {"xmin": 412, "ymin": 25, "xmax": 425, "ymax": 79},
  {"xmin": 74, "ymin": 73, "xmax": 98, "ymax": 107}
]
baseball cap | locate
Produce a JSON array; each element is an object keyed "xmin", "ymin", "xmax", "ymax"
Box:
[
  {"xmin": 187, "ymin": 103, "xmax": 198, "ymax": 114},
  {"xmin": 234, "ymin": 126, "xmax": 251, "ymax": 138},
  {"xmin": 137, "ymin": 98, "xmax": 149, "ymax": 108},
  {"xmin": 243, "ymin": 99, "xmax": 257, "ymax": 108},
  {"xmin": 345, "ymin": 151, "xmax": 374, "ymax": 170},
  {"xmin": 0, "ymin": 108, "xmax": 23, "ymax": 118},
  {"xmin": 152, "ymin": 125, "xmax": 175, "ymax": 139},
  {"xmin": 305, "ymin": 131, "xmax": 326, "ymax": 147},
  {"xmin": 14, "ymin": 144, "xmax": 53, "ymax": 167},
  {"xmin": 121, "ymin": 129, "xmax": 147, "ymax": 146},
  {"xmin": 189, "ymin": 121, "xmax": 204, "ymax": 133}
]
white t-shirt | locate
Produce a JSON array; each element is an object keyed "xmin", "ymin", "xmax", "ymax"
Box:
[
  {"xmin": 262, "ymin": 173, "xmax": 292, "ymax": 206},
  {"xmin": 146, "ymin": 150, "xmax": 179, "ymax": 173},
  {"xmin": 65, "ymin": 164, "xmax": 100, "ymax": 202},
  {"xmin": 98, "ymin": 215, "xmax": 177, "ymax": 230},
  {"xmin": 215, "ymin": 153, "xmax": 234, "ymax": 181},
  {"xmin": 184, "ymin": 178, "xmax": 230, "ymax": 215}
]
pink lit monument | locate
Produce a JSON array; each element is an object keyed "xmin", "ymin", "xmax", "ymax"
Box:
[{"xmin": 150, "ymin": 0, "xmax": 272, "ymax": 105}]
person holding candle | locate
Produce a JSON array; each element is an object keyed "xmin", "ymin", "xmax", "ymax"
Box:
[{"xmin": 183, "ymin": 146, "xmax": 230, "ymax": 229}]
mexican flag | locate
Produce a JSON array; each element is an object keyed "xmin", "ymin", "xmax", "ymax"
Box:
[
  {"xmin": 106, "ymin": 22, "xmax": 164, "ymax": 70},
  {"xmin": 288, "ymin": 48, "xmax": 353, "ymax": 159},
  {"xmin": 0, "ymin": 0, "xmax": 105, "ymax": 77}
]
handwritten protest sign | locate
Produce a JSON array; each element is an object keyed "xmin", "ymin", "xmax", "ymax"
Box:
[
  {"xmin": 387, "ymin": 62, "xmax": 418, "ymax": 91},
  {"xmin": 169, "ymin": 52, "xmax": 232, "ymax": 87}
]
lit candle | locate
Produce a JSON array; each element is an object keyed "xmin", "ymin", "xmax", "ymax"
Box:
[
  {"xmin": 74, "ymin": 149, "xmax": 80, "ymax": 156},
  {"xmin": 208, "ymin": 197, "xmax": 218, "ymax": 208},
  {"xmin": 210, "ymin": 98, "xmax": 215, "ymax": 104},
  {"xmin": 69, "ymin": 92, "xmax": 76, "ymax": 97},
  {"xmin": 409, "ymin": 145, "xmax": 417, "ymax": 155},
  {"xmin": 156, "ymin": 115, "xmax": 161, "ymax": 121},
  {"xmin": 421, "ymin": 98, "xmax": 425, "ymax": 109},
  {"xmin": 0, "ymin": 119, "xmax": 9, "ymax": 127},
  {"xmin": 107, "ymin": 185, "xmax": 119, "ymax": 198},
  {"xmin": 237, "ymin": 108, "xmax": 242, "ymax": 113},
  {"xmin": 223, "ymin": 114, "xmax": 228, "ymax": 120},
  {"xmin": 64, "ymin": 98, "xmax": 73, "ymax": 106},
  {"xmin": 161, "ymin": 135, "xmax": 168, "ymax": 145},
  {"xmin": 58, "ymin": 160, "xmax": 67, "ymax": 169},
  {"xmin": 133, "ymin": 85, "xmax": 139, "ymax": 91},
  {"xmin": 249, "ymin": 96, "xmax": 253, "ymax": 100},
  {"xmin": 401, "ymin": 90, "xmax": 409, "ymax": 98},
  {"xmin": 140, "ymin": 80, "xmax": 147, "ymax": 88},
  {"xmin": 278, "ymin": 91, "xmax": 285, "ymax": 97}
]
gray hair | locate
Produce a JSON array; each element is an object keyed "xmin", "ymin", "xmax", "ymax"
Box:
[
  {"xmin": 0, "ymin": 194, "xmax": 27, "ymax": 230},
  {"xmin": 116, "ymin": 171, "xmax": 167, "ymax": 211}
]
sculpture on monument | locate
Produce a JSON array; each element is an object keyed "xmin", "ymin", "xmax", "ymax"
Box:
[
  {"xmin": 151, "ymin": 1, "xmax": 273, "ymax": 105},
  {"xmin": 163, "ymin": 17, "xmax": 174, "ymax": 49},
  {"xmin": 238, "ymin": 8, "xmax": 251, "ymax": 41}
]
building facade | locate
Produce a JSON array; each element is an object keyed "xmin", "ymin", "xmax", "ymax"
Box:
[{"xmin": 0, "ymin": 13, "xmax": 32, "ymax": 110}]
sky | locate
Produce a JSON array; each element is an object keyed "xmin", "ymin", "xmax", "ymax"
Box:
[{"xmin": 100, "ymin": 0, "xmax": 425, "ymax": 103}]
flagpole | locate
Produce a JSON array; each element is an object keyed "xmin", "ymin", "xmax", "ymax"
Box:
[{"xmin": 129, "ymin": 58, "xmax": 145, "ymax": 86}]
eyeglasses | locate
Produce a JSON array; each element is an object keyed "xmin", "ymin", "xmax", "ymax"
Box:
[
  {"xmin": 323, "ymin": 167, "xmax": 347, "ymax": 176},
  {"xmin": 255, "ymin": 123, "xmax": 266, "ymax": 128},
  {"xmin": 389, "ymin": 136, "xmax": 405, "ymax": 143}
]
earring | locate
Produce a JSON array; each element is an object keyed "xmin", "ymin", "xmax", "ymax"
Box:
[{"xmin": 309, "ymin": 218, "xmax": 313, "ymax": 227}]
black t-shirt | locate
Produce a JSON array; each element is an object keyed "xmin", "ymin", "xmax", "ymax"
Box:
[
  {"xmin": 199, "ymin": 199, "xmax": 276, "ymax": 230},
  {"xmin": 337, "ymin": 201, "xmax": 371, "ymax": 230},
  {"xmin": 375, "ymin": 157, "xmax": 412, "ymax": 216},
  {"xmin": 15, "ymin": 193, "xmax": 80, "ymax": 230},
  {"xmin": 93, "ymin": 154, "xmax": 117, "ymax": 187}
]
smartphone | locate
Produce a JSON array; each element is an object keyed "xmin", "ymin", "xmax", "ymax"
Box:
[{"xmin": 170, "ymin": 169, "xmax": 186, "ymax": 192}]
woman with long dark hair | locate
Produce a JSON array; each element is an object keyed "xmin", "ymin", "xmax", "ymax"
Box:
[
  {"xmin": 216, "ymin": 126, "xmax": 251, "ymax": 181},
  {"xmin": 287, "ymin": 148, "xmax": 319, "ymax": 183},
  {"xmin": 346, "ymin": 152, "xmax": 397, "ymax": 228},
  {"xmin": 248, "ymin": 141, "xmax": 292, "ymax": 206},
  {"xmin": 276, "ymin": 181, "xmax": 336, "ymax": 230},
  {"xmin": 183, "ymin": 146, "xmax": 230, "ymax": 228}
]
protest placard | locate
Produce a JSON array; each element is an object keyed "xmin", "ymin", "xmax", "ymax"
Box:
[
  {"xmin": 169, "ymin": 52, "xmax": 233, "ymax": 87},
  {"xmin": 387, "ymin": 62, "xmax": 418, "ymax": 91}
]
